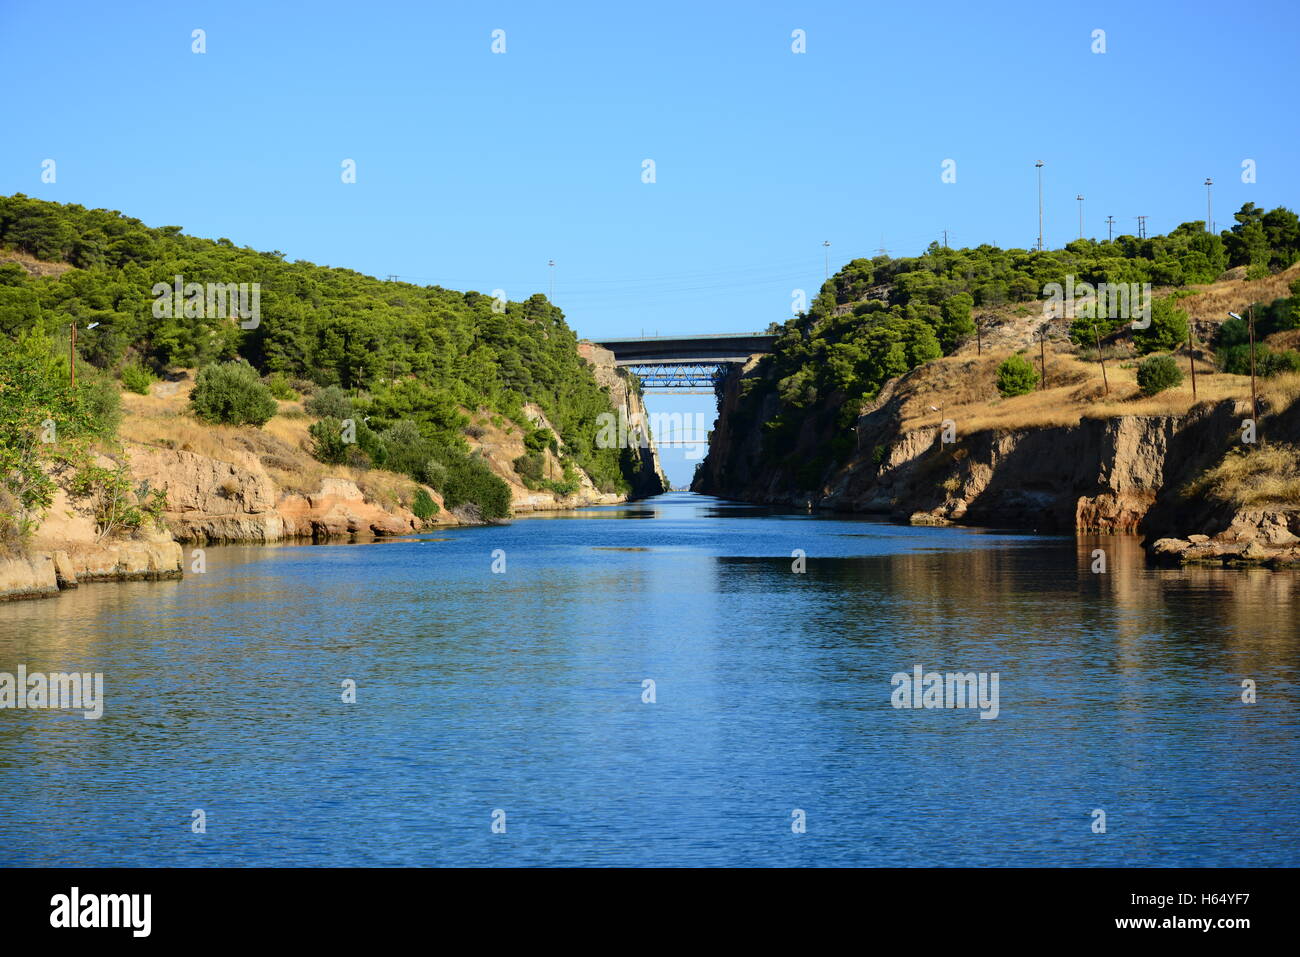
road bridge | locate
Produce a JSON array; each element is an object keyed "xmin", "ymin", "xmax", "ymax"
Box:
[{"xmin": 592, "ymin": 332, "xmax": 777, "ymax": 391}]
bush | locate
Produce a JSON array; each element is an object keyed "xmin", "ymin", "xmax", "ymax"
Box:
[
  {"xmin": 441, "ymin": 453, "xmax": 512, "ymax": 519},
  {"xmin": 411, "ymin": 487, "xmax": 439, "ymax": 521},
  {"xmin": 380, "ymin": 420, "xmax": 432, "ymax": 476},
  {"xmin": 265, "ymin": 372, "xmax": 298, "ymax": 400},
  {"xmin": 120, "ymin": 360, "xmax": 156, "ymax": 395},
  {"xmin": 304, "ymin": 385, "xmax": 352, "ymax": 420},
  {"xmin": 420, "ymin": 459, "xmax": 449, "ymax": 490},
  {"xmin": 1137, "ymin": 355, "xmax": 1184, "ymax": 396},
  {"xmin": 1132, "ymin": 297, "xmax": 1190, "ymax": 355},
  {"xmin": 190, "ymin": 361, "xmax": 278, "ymax": 426},
  {"xmin": 996, "ymin": 353, "xmax": 1039, "ymax": 397}
]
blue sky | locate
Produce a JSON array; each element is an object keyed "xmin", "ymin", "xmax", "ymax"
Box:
[{"xmin": 3, "ymin": 0, "xmax": 1298, "ymax": 484}]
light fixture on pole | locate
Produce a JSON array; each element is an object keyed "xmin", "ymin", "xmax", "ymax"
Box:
[
  {"xmin": 1034, "ymin": 161, "xmax": 1045, "ymax": 251},
  {"xmin": 1230, "ymin": 310, "xmax": 1258, "ymax": 434}
]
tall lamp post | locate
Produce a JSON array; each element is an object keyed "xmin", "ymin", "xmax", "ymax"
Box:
[
  {"xmin": 1035, "ymin": 161, "xmax": 1045, "ymax": 251},
  {"xmin": 1230, "ymin": 310, "xmax": 1258, "ymax": 438},
  {"xmin": 823, "ymin": 240, "xmax": 831, "ymax": 281},
  {"xmin": 1204, "ymin": 178, "xmax": 1213, "ymax": 233},
  {"xmin": 1076, "ymin": 194, "xmax": 1084, "ymax": 240}
]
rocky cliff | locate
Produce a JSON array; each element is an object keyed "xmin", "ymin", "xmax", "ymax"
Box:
[
  {"xmin": 1, "ymin": 483, "xmax": 184, "ymax": 601},
  {"xmin": 695, "ymin": 354, "xmax": 1300, "ymax": 568}
]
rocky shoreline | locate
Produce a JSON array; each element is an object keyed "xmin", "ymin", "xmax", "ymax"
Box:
[{"xmin": 695, "ymin": 356, "xmax": 1300, "ymax": 569}]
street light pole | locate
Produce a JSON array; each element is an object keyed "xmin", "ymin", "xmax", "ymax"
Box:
[
  {"xmin": 1035, "ymin": 161, "xmax": 1045, "ymax": 251},
  {"xmin": 1076, "ymin": 194, "xmax": 1084, "ymax": 240},
  {"xmin": 1204, "ymin": 177, "xmax": 1213, "ymax": 233},
  {"xmin": 823, "ymin": 240, "xmax": 831, "ymax": 281}
]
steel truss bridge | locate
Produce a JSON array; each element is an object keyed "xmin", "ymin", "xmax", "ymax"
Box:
[{"xmin": 592, "ymin": 333, "xmax": 777, "ymax": 392}]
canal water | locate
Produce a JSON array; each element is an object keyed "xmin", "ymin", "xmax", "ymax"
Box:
[{"xmin": 1, "ymin": 492, "xmax": 1296, "ymax": 866}]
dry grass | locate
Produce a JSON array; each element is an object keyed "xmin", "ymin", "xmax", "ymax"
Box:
[
  {"xmin": 1178, "ymin": 261, "xmax": 1300, "ymax": 324},
  {"xmin": 894, "ymin": 346, "xmax": 1257, "ymax": 436},
  {"xmin": 0, "ymin": 247, "xmax": 75, "ymax": 278},
  {"xmin": 1260, "ymin": 371, "xmax": 1300, "ymax": 411},
  {"xmin": 1185, "ymin": 444, "xmax": 1300, "ymax": 508},
  {"xmin": 117, "ymin": 376, "xmax": 418, "ymax": 506}
]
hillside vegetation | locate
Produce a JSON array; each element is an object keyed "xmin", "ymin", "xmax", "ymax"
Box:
[
  {"xmin": 0, "ymin": 194, "xmax": 642, "ymax": 540},
  {"xmin": 719, "ymin": 204, "xmax": 1300, "ymax": 490}
]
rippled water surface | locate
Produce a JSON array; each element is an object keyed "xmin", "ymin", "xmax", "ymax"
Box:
[{"xmin": 1, "ymin": 492, "xmax": 1296, "ymax": 866}]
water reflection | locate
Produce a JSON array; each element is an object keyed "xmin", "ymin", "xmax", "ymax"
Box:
[{"xmin": 0, "ymin": 493, "xmax": 1295, "ymax": 866}]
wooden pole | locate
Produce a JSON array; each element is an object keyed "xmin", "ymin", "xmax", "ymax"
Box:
[
  {"xmin": 976, "ymin": 322, "xmax": 982, "ymax": 356},
  {"xmin": 69, "ymin": 323, "xmax": 76, "ymax": 388},
  {"xmin": 1093, "ymin": 323, "xmax": 1108, "ymax": 395},
  {"xmin": 1249, "ymin": 305, "xmax": 1258, "ymax": 435},
  {"xmin": 1188, "ymin": 322, "xmax": 1197, "ymax": 400},
  {"xmin": 1039, "ymin": 328, "xmax": 1047, "ymax": 389}
]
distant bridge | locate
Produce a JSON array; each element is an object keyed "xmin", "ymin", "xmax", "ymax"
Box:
[{"xmin": 593, "ymin": 332, "xmax": 777, "ymax": 391}]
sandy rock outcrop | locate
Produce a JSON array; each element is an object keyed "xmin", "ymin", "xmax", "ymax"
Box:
[{"xmin": 125, "ymin": 443, "xmax": 424, "ymax": 543}]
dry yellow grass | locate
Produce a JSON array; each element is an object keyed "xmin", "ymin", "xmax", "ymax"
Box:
[
  {"xmin": 894, "ymin": 346, "xmax": 1256, "ymax": 436},
  {"xmin": 1185, "ymin": 444, "xmax": 1300, "ymax": 508},
  {"xmin": 1178, "ymin": 261, "xmax": 1300, "ymax": 324}
]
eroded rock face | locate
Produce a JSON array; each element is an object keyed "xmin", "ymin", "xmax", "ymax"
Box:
[
  {"xmin": 127, "ymin": 444, "xmax": 421, "ymax": 544},
  {"xmin": 0, "ymin": 539, "xmax": 184, "ymax": 601},
  {"xmin": 0, "ymin": 554, "xmax": 60, "ymax": 601}
]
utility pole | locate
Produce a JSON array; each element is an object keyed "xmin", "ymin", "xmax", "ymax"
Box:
[
  {"xmin": 1105, "ymin": 216, "xmax": 1115, "ymax": 241},
  {"xmin": 1249, "ymin": 305, "xmax": 1258, "ymax": 433},
  {"xmin": 1093, "ymin": 321, "xmax": 1109, "ymax": 396},
  {"xmin": 1039, "ymin": 325, "xmax": 1047, "ymax": 389},
  {"xmin": 548, "ymin": 259, "xmax": 555, "ymax": 300},
  {"xmin": 823, "ymin": 240, "xmax": 831, "ymax": 281},
  {"xmin": 975, "ymin": 321, "xmax": 982, "ymax": 356},
  {"xmin": 1188, "ymin": 322, "xmax": 1197, "ymax": 400},
  {"xmin": 1035, "ymin": 161, "xmax": 1045, "ymax": 251},
  {"xmin": 1136, "ymin": 215, "xmax": 1148, "ymax": 240},
  {"xmin": 942, "ymin": 229, "xmax": 949, "ymax": 249},
  {"xmin": 386, "ymin": 274, "xmax": 398, "ymax": 282},
  {"xmin": 1204, "ymin": 177, "xmax": 1213, "ymax": 234},
  {"xmin": 1076, "ymin": 194, "xmax": 1084, "ymax": 240},
  {"xmin": 69, "ymin": 322, "xmax": 77, "ymax": 388}
]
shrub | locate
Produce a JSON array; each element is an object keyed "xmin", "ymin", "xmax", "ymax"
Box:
[
  {"xmin": 441, "ymin": 453, "xmax": 512, "ymax": 519},
  {"xmin": 304, "ymin": 384, "xmax": 352, "ymax": 420},
  {"xmin": 190, "ymin": 361, "xmax": 277, "ymax": 426},
  {"xmin": 265, "ymin": 372, "xmax": 298, "ymax": 400},
  {"xmin": 420, "ymin": 459, "xmax": 449, "ymax": 490},
  {"xmin": 380, "ymin": 420, "xmax": 432, "ymax": 476},
  {"xmin": 68, "ymin": 465, "xmax": 166, "ymax": 542},
  {"xmin": 120, "ymin": 360, "xmax": 156, "ymax": 395},
  {"xmin": 1137, "ymin": 355, "xmax": 1184, "ymax": 396},
  {"xmin": 411, "ymin": 487, "xmax": 439, "ymax": 521},
  {"xmin": 1132, "ymin": 297, "xmax": 1190, "ymax": 355},
  {"xmin": 513, "ymin": 451, "xmax": 545, "ymax": 487},
  {"xmin": 996, "ymin": 353, "xmax": 1039, "ymax": 397}
]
